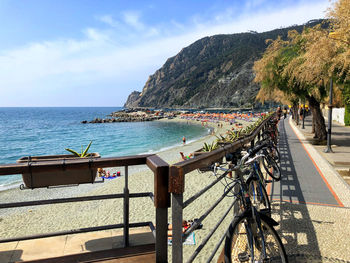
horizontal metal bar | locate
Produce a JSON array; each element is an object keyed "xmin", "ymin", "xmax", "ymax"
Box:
[
  {"xmin": 183, "ymin": 172, "xmax": 227, "ymax": 208},
  {"xmin": 186, "ymin": 200, "xmax": 236, "ymax": 263},
  {"xmin": 149, "ymin": 193, "xmax": 155, "ymax": 203},
  {"xmin": 0, "ymin": 192, "xmax": 153, "ymax": 209},
  {"xmin": 149, "ymin": 222, "xmax": 156, "ymax": 239},
  {"xmin": 0, "ymin": 221, "xmax": 151, "ymax": 244},
  {"xmin": 182, "ymin": 182, "xmax": 237, "ymax": 240}
]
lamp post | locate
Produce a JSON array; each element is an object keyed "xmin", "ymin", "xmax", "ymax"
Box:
[{"xmin": 324, "ymin": 78, "xmax": 334, "ymax": 153}]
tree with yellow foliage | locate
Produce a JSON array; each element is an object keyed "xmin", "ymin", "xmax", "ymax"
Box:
[
  {"xmin": 254, "ymin": 0, "xmax": 350, "ymax": 137},
  {"xmin": 328, "ymin": 0, "xmax": 350, "ymax": 124}
]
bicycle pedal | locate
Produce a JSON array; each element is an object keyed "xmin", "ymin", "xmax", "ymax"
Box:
[
  {"xmin": 238, "ymin": 252, "xmax": 249, "ymax": 262},
  {"xmin": 265, "ymin": 180, "xmax": 273, "ymax": 183}
]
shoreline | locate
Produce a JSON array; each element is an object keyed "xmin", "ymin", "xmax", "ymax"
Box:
[
  {"xmin": 0, "ymin": 117, "xmax": 254, "ymax": 198},
  {"xmin": 0, "ymin": 118, "xmax": 212, "ymax": 192}
]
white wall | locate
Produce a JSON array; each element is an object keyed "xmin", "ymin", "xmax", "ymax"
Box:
[{"xmin": 322, "ymin": 107, "xmax": 345, "ymax": 125}]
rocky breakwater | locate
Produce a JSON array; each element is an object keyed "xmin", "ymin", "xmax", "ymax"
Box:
[{"xmin": 81, "ymin": 110, "xmax": 173, "ymax": 124}]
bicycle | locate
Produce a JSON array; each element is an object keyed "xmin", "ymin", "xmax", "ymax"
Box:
[
  {"xmin": 211, "ymin": 151, "xmax": 287, "ymax": 262},
  {"xmin": 221, "ymin": 148, "xmax": 271, "ymax": 213},
  {"xmin": 219, "ymin": 162, "xmax": 287, "ymax": 262}
]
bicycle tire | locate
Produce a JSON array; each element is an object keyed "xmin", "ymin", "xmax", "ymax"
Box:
[
  {"xmin": 267, "ymin": 145, "xmax": 281, "ymax": 164},
  {"xmin": 262, "ymin": 155, "xmax": 281, "ymax": 181},
  {"xmin": 224, "ymin": 211, "xmax": 288, "ymax": 263}
]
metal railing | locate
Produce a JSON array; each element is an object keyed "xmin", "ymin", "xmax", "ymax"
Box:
[
  {"xmin": 0, "ymin": 154, "xmax": 169, "ymax": 263},
  {"xmin": 169, "ymin": 114, "xmax": 274, "ymax": 262}
]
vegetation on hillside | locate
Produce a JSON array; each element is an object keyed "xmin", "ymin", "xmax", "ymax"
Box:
[{"xmin": 125, "ymin": 21, "xmax": 323, "ymax": 109}]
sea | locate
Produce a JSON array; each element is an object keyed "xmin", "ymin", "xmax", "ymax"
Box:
[{"xmin": 0, "ymin": 107, "xmax": 210, "ymax": 190}]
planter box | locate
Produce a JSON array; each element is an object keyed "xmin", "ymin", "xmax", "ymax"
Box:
[{"xmin": 17, "ymin": 153, "xmax": 100, "ymax": 189}]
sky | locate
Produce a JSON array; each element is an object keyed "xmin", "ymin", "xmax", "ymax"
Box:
[{"xmin": 0, "ymin": 0, "xmax": 330, "ymax": 107}]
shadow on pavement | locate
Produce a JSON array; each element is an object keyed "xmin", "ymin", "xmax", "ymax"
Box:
[{"xmin": 271, "ymin": 118, "xmax": 321, "ymax": 260}]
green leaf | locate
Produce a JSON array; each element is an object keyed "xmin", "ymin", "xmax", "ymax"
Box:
[
  {"xmin": 65, "ymin": 148, "xmax": 81, "ymax": 157},
  {"xmin": 65, "ymin": 141, "xmax": 93, "ymax": 158},
  {"xmin": 81, "ymin": 141, "xmax": 93, "ymax": 157}
]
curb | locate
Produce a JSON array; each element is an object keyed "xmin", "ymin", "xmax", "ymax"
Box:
[{"xmin": 288, "ymin": 117, "xmax": 350, "ymax": 207}]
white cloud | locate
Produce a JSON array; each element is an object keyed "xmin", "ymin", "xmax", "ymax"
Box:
[
  {"xmin": 122, "ymin": 11, "xmax": 145, "ymax": 30},
  {"xmin": 0, "ymin": 0, "xmax": 329, "ymax": 106},
  {"xmin": 98, "ymin": 15, "xmax": 119, "ymax": 28}
]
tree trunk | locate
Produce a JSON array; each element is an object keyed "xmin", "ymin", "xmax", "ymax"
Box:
[
  {"xmin": 312, "ymin": 116, "xmax": 315, "ymax": 134},
  {"xmin": 292, "ymin": 104, "xmax": 299, "ymax": 125},
  {"xmin": 307, "ymin": 95, "xmax": 327, "ymax": 140}
]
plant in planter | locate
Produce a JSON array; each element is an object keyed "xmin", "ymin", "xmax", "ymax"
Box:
[
  {"xmin": 65, "ymin": 141, "xmax": 93, "ymax": 157},
  {"xmin": 202, "ymin": 141, "xmax": 219, "ymax": 152},
  {"xmin": 194, "ymin": 141, "xmax": 223, "ymax": 172},
  {"xmin": 216, "ymin": 130, "xmax": 239, "ymax": 146},
  {"xmin": 17, "ymin": 141, "xmax": 100, "ymax": 189}
]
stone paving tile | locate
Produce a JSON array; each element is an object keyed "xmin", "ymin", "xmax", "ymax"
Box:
[{"xmin": 272, "ymin": 201, "xmax": 350, "ymax": 262}]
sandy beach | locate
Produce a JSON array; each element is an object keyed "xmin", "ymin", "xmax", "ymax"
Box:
[{"xmin": 0, "ymin": 116, "xmax": 257, "ymax": 262}]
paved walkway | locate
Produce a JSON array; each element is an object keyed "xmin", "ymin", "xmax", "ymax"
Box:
[
  {"xmin": 268, "ymin": 116, "xmax": 350, "ymax": 262},
  {"xmin": 299, "ymin": 115, "xmax": 350, "ymax": 183},
  {"xmin": 270, "ymin": 117, "xmax": 343, "ymax": 206}
]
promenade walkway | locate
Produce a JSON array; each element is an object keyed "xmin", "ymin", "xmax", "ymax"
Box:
[{"xmin": 269, "ymin": 116, "xmax": 350, "ymax": 262}]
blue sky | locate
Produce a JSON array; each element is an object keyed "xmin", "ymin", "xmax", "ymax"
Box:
[{"xmin": 0, "ymin": 0, "xmax": 330, "ymax": 107}]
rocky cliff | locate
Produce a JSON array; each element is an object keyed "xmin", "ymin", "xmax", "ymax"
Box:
[{"xmin": 125, "ymin": 20, "xmax": 323, "ymax": 109}]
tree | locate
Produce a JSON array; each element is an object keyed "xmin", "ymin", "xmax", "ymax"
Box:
[
  {"xmin": 254, "ymin": 30, "xmax": 329, "ymax": 140},
  {"xmin": 255, "ymin": 0, "xmax": 349, "ymax": 131},
  {"xmin": 327, "ymin": 0, "xmax": 350, "ymax": 125}
]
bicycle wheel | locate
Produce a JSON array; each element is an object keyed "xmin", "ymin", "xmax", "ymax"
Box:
[
  {"xmin": 224, "ymin": 212, "xmax": 288, "ymax": 263},
  {"xmin": 262, "ymin": 155, "xmax": 281, "ymax": 181},
  {"xmin": 267, "ymin": 145, "xmax": 281, "ymax": 164}
]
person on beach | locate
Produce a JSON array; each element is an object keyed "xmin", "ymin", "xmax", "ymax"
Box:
[
  {"xmin": 180, "ymin": 152, "xmax": 193, "ymax": 160},
  {"xmin": 182, "ymin": 136, "xmax": 186, "ymax": 145},
  {"xmin": 167, "ymin": 220, "xmax": 203, "ymax": 239}
]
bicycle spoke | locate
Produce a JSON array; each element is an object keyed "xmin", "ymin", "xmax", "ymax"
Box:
[{"xmin": 226, "ymin": 216, "xmax": 287, "ymax": 263}]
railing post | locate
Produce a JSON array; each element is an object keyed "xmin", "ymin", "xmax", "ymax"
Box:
[
  {"xmin": 155, "ymin": 159, "xmax": 169, "ymax": 263},
  {"xmin": 156, "ymin": 207, "xmax": 168, "ymax": 263},
  {"xmin": 123, "ymin": 165, "xmax": 129, "ymax": 247},
  {"xmin": 146, "ymin": 155, "xmax": 170, "ymax": 263},
  {"xmin": 169, "ymin": 165, "xmax": 185, "ymax": 263},
  {"xmin": 172, "ymin": 193, "xmax": 183, "ymax": 263}
]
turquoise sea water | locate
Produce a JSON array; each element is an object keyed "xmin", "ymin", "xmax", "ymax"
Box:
[{"xmin": 0, "ymin": 107, "xmax": 209, "ymax": 189}]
